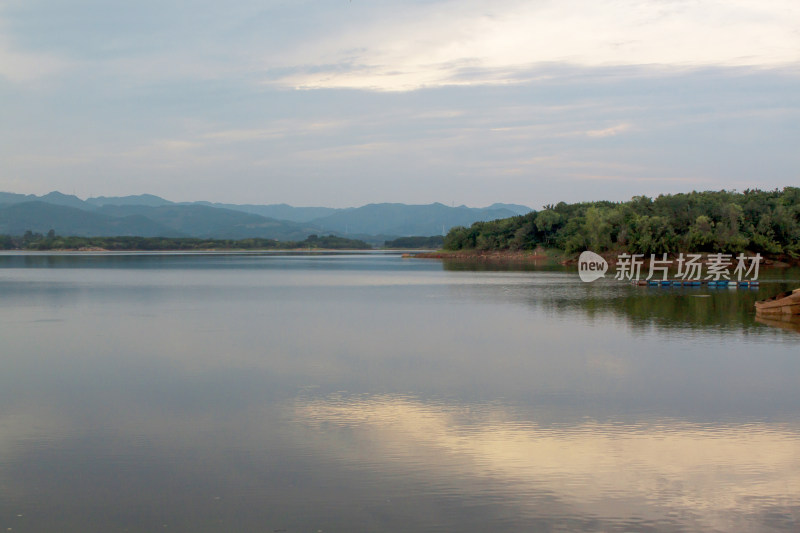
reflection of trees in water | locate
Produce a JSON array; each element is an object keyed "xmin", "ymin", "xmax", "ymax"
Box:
[
  {"xmin": 548, "ymin": 284, "xmax": 800, "ymax": 334},
  {"xmin": 442, "ymin": 263, "xmax": 800, "ymax": 335},
  {"xmin": 581, "ymin": 289, "xmax": 761, "ymax": 332},
  {"xmin": 441, "ymin": 259, "xmax": 560, "ymax": 272},
  {"xmin": 3, "ymin": 253, "xmax": 187, "ymax": 269}
]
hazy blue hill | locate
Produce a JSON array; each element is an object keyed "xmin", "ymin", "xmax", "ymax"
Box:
[
  {"xmin": 206, "ymin": 222, "xmax": 326, "ymax": 241},
  {"xmin": 96, "ymin": 204, "xmax": 322, "ymax": 240},
  {"xmin": 0, "ymin": 191, "xmax": 89, "ymax": 210},
  {"xmin": 38, "ymin": 191, "xmax": 91, "ymax": 210},
  {"xmin": 1, "ymin": 190, "xmax": 530, "ymax": 239},
  {"xmin": 486, "ymin": 203, "xmax": 532, "ymax": 216},
  {"xmin": 0, "ymin": 202, "xmax": 182, "ymax": 237},
  {"xmin": 191, "ymin": 202, "xmax": 339, "ymax": 222},
  {"xmin": 86, "ymin": 194, "xmax": 174, "ymax": 207},
  {"xmin": 310, "ymin": 203, "xmax": 519, "ymax": 236},
  {"xmin": 106, "ymin": 214, "xmax": 186, "ymax": 237},
  {"xmin": 0, "ymin": 192, "xmax": 39, "ymax": 205}
]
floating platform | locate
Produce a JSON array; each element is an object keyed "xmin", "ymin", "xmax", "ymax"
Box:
[{"xmin": 630, "ymin": 279, "xmax": 759, "ymax": 288}]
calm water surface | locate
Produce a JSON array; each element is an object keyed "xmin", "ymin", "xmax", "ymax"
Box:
[{"xmin": 1, "ymin": 252, "xmax": 798, "ymax": 532}]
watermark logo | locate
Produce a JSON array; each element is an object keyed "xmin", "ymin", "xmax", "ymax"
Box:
[
  {"xmin": 578, "ymin": 251, "xmax": 762, "ymax": 283},
  {"xmin": 578, "ymin": 250, "xmax": 608, "ymax": 282}
]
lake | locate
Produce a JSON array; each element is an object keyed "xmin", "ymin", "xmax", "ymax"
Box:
[{"xmin": 1, "ymin": 251, "xmax": 798, "ymax": 532}]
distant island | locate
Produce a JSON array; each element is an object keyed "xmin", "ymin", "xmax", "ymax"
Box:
[{"xmin": 440, "ymin": 188, "xmax": 799, "ymax": 263}]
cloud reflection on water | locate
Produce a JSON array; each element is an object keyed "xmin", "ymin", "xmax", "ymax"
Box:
[{"xmin": 295, "ymin": 393, "xmax": 800, "ymax": 532}]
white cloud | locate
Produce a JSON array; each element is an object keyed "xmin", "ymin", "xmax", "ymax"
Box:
[
  {"xmin": 268, "ymin": 0, "xmax": 800, "ymax": 91},
  {"xmin": 202, "ymin": 129, "xmax": 284, "ymax": 142},
  {"xmin": 0, "ymin": 34, "xmax": 70, "ymax": 83},
  {"xmin": 586, "ymin": 123, "xmax": 633, "ymax": 138},
  {"xmin": 1, "ymin": 1, "xmax": 796, "ymax": 205}
]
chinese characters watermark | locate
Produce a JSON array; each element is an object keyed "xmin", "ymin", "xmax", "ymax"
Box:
[{"xmin": 579, "ymin": 251, "xmax": 762, "ymax": 283}]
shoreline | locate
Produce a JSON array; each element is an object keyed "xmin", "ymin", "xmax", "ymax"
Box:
[
  {"xmin": 3, "ymin": 247, "xmax": 798, "ymax": 267},
  {"xmin": 404, "ymin": 248, "xmax": 564, "ymax": 264},
  {"xmin": 0, "ymin": 247, "xmax": 380, "ymax": 253},
  {"xmin": 410, "ymin": 249, "xmax": 800, "ymax": 267}
]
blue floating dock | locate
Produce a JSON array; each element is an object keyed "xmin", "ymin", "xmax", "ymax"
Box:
[{"xmin": 636, "ymin": 278, "xmax": 759, "ymax": 288}]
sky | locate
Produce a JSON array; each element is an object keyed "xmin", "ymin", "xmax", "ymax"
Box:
[{"xmin": 0, "ymin": 0, "xmax": 798, "ymax": 209}]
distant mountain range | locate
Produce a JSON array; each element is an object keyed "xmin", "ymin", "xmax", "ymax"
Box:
[{"xmin": 0, "ymin": 191, "xmax": 532, "ymax": 241}]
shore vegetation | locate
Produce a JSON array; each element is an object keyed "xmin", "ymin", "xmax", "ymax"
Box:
[
  {"xmin": 443, "ymin": 188, "xmax": 800, "ymax": 259},
  {"xmin": 0, "ymin": 232, "xmax": 372, "ymax": 251}
]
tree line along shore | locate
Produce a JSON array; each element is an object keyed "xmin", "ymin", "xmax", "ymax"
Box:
[
  {"xmin": 0, "ymin": 233, "xmax": 448, "ymax": 251},
  {"xmin": 441, "ymin": 188, "xmax": 799, "ymax": 263},
  {"xmin": 1, "ymin": 189, "xmax": 797, "ymax": 260},
  {"xmin": 0, "ymin": 233, "xmax": 373, "ymax": 251}
]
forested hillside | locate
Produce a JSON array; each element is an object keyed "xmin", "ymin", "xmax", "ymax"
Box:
[{"xmin": 444, "ymin": 188, "xmax": 800, "ymax": 257}]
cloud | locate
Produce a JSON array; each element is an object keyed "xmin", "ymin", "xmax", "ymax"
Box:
[
  {"xmin": 3, "ymin": 0, "xmax": 798, "ymax": 93},
  {"xmin": 268, "ymin": 0, "xmax": 800, "ymax": 91},
  {"xmin": 202, "ymin": 129, "xmax": 285, "ymax": 143},
  {"xmin": 5, "ymin": 0, "xmax": 797, "ymax": 93},
  {"xmin": 0, "ymin": 1, "xmax": 797, "ymax": 205},
  {"xmin": 0, "ymin": 33, "xmax": 70, "ymax": 83},
  {"xmin": 586, "ymin": 123, "xmax": 633, "ymax": 138}
]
